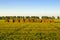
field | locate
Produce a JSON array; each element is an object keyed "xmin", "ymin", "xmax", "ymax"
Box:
[{"xmin": 0, "ymin": 20, "xmax": 60, "ymax": 40}]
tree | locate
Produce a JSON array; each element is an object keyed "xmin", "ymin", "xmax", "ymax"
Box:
[
  {"xmin": 48, "ymin": 17, "xmax": 52, "ymax": 19},
  {"xmin": 35, "ymin": 16, "xmax": 39, "ymax": 19},
  {"xmin": 26, "ymin": 16, "xmax": 30, "ymax": 19},
  {"xmin": 41, "ymin": 16, "xmax": 48, "ymax": 19},
  {"xmin": 57, "ymin": 16, "xmax": 60, "ymax": 19},
  {"xmin": 6, "ymin": 16, "xmax": 10, "ymax": 19},
  {"xmin": 17, "ymin": 16, "xmax": 20, "ymax": 19},
  {"xmin": 12, "ymin": 16, "xmax": 16, "ymax": 19},
  {"xmin": 0, "ymin": 16, "xmax": 2, "ymax": 20},
  {"xmin": 2, "ymin": 16, "xmax": 5, "ymax": 20},
  {"xmin": 51, "ymin": 16, "xmax": 55, "ymax": 19}
]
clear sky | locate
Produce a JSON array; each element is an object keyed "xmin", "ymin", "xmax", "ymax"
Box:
[{"xmin": 0, "ymin": 0, "xmax": 60, "ymax": 17}]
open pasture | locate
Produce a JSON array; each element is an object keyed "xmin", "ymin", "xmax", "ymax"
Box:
[{"xmin": 0, "ymin": 20, "xmax": 60, "ymax": 40}]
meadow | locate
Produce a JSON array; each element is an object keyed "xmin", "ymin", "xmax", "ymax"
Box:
[{"xmin": 0, "ymin": 20, "xmax": 60, "ymax": 40}]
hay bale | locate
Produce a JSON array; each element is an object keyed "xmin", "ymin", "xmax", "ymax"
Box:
[
  {"xmin": 15, "ymin": 19, "xmax": 19, "ymax": 22},
  {"xmin": 50, "ymin": 19, "xmax": 54, "ymax": 23},
  {"xmin": 25, "ymin": 19, "xmax": 30, "ymax": 22},
  {"xmin": 45, "ymin": 19, "xmax": 50, "ymax": 23},
  {"xmin": 41, "ymin": 19, "xmax": 45, "ymax": 23},
  {"xmin": 4, "ymin": 19, "xmax": 7, "ymax": 22},
  {"xmin": 4, "ymin": 19, "xmax": 9, "ymax": 22},
  {"xmin": 20, "ymin": 18, "xmax": 25, "ymax": 23},
  {"xmin": 12, "ymin": 19, "xmax": 15, "ymax": 22},
  {"xmin": 30, "ymin": 19, "xmax": 35, "ymax": 22},
  {"xmin": 9, "ymin": 19, "xmax": 13, "ymax": 22},
  {"xmin": 17, "ymin": 19, "xmax": 20, "ymax": 22},
  {"xmin": 35, "ymin": 19, "xmax": 40, "ymax": 22},
  {"xmin": 39, "ymin": 19, "xmax": 41, "ymax": 22}
]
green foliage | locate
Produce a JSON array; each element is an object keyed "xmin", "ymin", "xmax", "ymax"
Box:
[
  {"xmin": 31, "ymin": 16, "xmax": 36, "ymax": 19},
  {"xmin": 26, "ymin": 16, "xmax": 30, "ymax": 19},
  {"xmin": 6, "ymin": 16, "xmax": 10, "ymax": 19},
  {"xmin": 51, "ymin": 16, "xmax": 55, "ymax": 19},
  {"xmin": 48, "ymin": 17, "xmax": 52, "ymax": 19},
  {"xmin": 11, "ymin": 16, "xmax": 16, "ymax": 19},
  {"xmin": 35, "ymin": 16, "xmax": 40, "ymax": 19},
  {"xmin": 57, "ymin": 16, "xmax": 60, "ymax": 19},
  {"xmin": 0, "ymin": 16, "xmax": 2, "ymax": 20},
  {"xmin": 2, "ymin": 16, "xmax": 5, "ymax": 20},
  {"xmin": 17, "ymin": 16, "xmax": 20, "ymax": 19},
  {"xmin": 41, "ymin": 16, "xmax": 48, "ymax": 19}
]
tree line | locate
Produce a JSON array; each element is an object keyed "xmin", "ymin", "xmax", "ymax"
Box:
[{"xmin": 0, "ymin": 16, "xmax": 60, "ymax": 23}]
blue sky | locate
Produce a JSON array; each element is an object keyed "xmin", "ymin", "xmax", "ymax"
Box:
[{"xmin": 0, "ymin": 0, "xmax": 60, "ymax": 16}]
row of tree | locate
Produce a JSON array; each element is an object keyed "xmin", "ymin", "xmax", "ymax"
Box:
[
  {"xmin": 0, "ymin": 16, "xmax": 60, "ymax": 20},
  {"xmin": 0, "ymin": 16, "xmax": 60, "ymax": 23}
]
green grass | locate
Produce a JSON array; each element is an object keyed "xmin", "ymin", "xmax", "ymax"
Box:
[{"xmin": 0, "ymin": 20, "xmax": 60, "ymax": 40}]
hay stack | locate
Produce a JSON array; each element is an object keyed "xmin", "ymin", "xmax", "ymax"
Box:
[
  {"xmin": 35, "ymin": 19, "xmax": 40, "ymax": 22},
  {"xmin": 41, "ymin": 19, "xmax": 45, "ymax": 23},
  {"xmin": 25, "ymin": 19, "xmax": 30, "ymax": 22},
  {"xmin": 5, "ymin": 19, "xmax": 9, "ymax": 22},
  {"xmin": 20, "ymin": 18, "xmax": 25, "ymax": 23},
  {"xmin": 9, "ymin": 19, "xmax": 13, "ymax": 22},
  {"xmin": 30, "ymin": 18, "xmax": 35, "ymax": 22}
]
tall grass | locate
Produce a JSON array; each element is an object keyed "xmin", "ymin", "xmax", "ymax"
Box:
[{"xmin": 0, "ymin": 20, "xmax": 60, "ymax": 40}]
